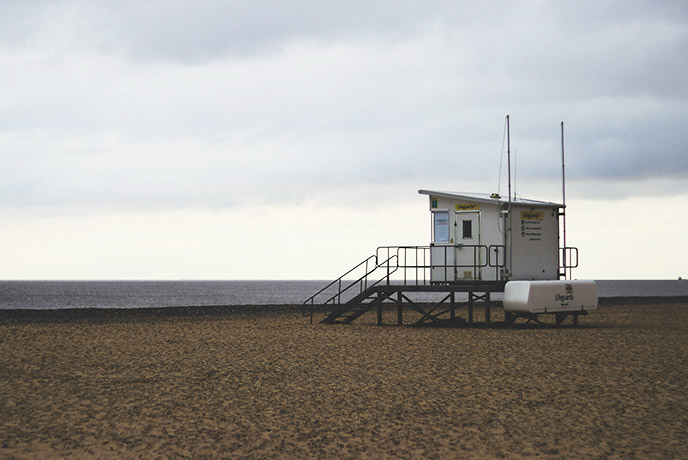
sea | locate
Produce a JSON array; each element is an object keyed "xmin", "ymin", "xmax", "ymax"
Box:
[{"xmin": 0, "ymin": 280, "xmax": 687, "ymax": 310}]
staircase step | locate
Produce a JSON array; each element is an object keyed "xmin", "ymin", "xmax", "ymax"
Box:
[{"xmin": 321, "ymin": 287, "xmax": 398, "ymax": 324}]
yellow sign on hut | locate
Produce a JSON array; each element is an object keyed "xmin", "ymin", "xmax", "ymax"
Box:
[{"xmin": 520, "ymin": 210, "xmax": 544, "ymax": 221}]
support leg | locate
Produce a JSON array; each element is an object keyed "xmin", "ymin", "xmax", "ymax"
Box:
[
  {"xmin": 468, "ymin": 293, "xmax": 474, "ymax": 324},
  {"xmin": 397, "ymin": 291, "xmax": 403, "ymax": 326},
  {"xmin": 555, "ymin": 312, "xmax": 567, "ymax": 327},
  {"xmin": 505, "ymin": 312, "xmax": 515, "ymax": 325},
  {"xmin": 450, "ymin": 291, "xmax": 455, "ymax": 321},
  {"xmin": 485, "ymin": 292, "xmax": 491, "ymax": 327}
]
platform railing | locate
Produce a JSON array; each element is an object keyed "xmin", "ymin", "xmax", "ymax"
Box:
[
  {"xmin": 375, "ymin": 245, "xmax": 507, "ymax": 284},
  {"xmin": 559, "ymin": 246, "xmax": 579, "ymax": 279},
  {"xmin": 304, "ymin": 244, "xmax": 580, "ymax": 322},
  {"xmin": 304, "ymin": 245, "xmax": 508, "ymax": 319}
]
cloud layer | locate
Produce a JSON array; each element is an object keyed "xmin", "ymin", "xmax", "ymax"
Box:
[{"xmin": 1, "ymin": 0, "xmax": 687, "ymax": 212}]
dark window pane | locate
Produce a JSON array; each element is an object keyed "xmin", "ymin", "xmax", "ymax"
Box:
[{"xmin": 463, "ymin": 220, "xmax": 472, "ymax": 239}]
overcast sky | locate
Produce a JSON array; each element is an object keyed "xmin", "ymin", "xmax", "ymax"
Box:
[{"xmin": 1, "ymin": 0, "xmax": 687, "ymax": 280}]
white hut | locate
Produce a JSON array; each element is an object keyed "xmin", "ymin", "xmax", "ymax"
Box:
[{"xmin": 418, "ymin": 190, "xmax": 563, "ymax": 282}]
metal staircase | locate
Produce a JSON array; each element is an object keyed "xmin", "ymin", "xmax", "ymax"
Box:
[
  {"xmin": 303, "ymin": 252, "xmax": 398, "ymax": 324},
  {"xmin": 321, "ymin": 288, "xmax": 398, "ymax": 324}
]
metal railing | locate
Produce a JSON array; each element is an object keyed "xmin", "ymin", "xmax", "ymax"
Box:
[
  {"xmin": 559, "ymin": 246, "xmax": 579, "ymax": 279},
  {"xmin": 303, "ymin": 245, "xmax": 508, "ymax": 321},
  {"xmin": 375, "ymin": 245, "xmax": 506, "ymax": 284},
  {"xmin": 304, "ymin": 243, "xmax": 580, "ymax": 320},
  {"xmin": 303, "ymin": 254, "xmax": 398, "ymax": 322}
]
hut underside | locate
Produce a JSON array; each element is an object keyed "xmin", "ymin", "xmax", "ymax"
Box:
[{"xmin": 315, "ymin": 282, "xmax": 586, "ymax": 328}]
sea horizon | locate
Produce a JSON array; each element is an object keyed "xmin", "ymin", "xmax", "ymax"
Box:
[{"xmin": 1, "ymin": 279, "xmax": 687, "ymax": 311}]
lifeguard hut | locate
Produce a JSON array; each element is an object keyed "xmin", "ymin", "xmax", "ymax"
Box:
[
  {"xmin": 304, "ymin": 118, "xmax": 598, "ymax": 327},
  {"xmin": 420, "ymin": 190, "xmax": 561, "ymax": 282}
]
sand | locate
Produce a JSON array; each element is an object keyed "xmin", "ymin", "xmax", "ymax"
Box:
[{"xmin": 1, "ymin": 301, "xmax": 687, "ymax": 459}]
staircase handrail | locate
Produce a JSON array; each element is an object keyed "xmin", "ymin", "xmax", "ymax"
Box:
[
  {"xmin": 333, "ymin": 255, "xmax": 399, "ymax": 304},
  {"xmin": 303, "ymin": 254, "xmax": 377, "ymax": 307},
  {"xmin": 318, "ymin": 255, "xmax": 399, "ymax": 307},
  {"xmin": 303, "ymin": 254, "xmax": 398, "ymax": 322}
]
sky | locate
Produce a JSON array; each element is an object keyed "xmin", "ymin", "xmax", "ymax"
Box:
[{"xmin": 1, "ymin": 0, "xmax": 686, "ymax": 280}]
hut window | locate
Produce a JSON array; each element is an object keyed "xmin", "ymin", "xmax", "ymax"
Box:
[
  {"xmin": 433, "ymin": 211, "xmax": 449, "ymax": 243},
  {"xmin": 462, "ymin": 220, "xmax": 473, "ymax": 239}
]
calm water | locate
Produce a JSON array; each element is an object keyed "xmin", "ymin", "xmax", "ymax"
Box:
[{"xmin": 0, "ymin": 280, "xmax": 687, "ymax": 310}]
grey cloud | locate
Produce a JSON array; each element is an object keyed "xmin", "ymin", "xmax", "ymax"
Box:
[
  {"xmin": 0, "ymin": 0, "xmax": 686, "ymax": 212},
  {"xmin": 2, "ymin": 0, "xmax": 526, "ymax": 61},
  {"xmin": 1, "ymin": 0, "xmax": 437, "ymax": 60}
]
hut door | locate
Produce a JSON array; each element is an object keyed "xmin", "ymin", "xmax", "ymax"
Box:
[{"xmin": 455, "ymin": 211, "xmax": 481, "ymax": 280}]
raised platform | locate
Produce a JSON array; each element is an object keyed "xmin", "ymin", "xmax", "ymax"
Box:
[
  {"xmin": 313, "ymin": 281, "xmax": 590, "ymax": 327},
  {"xmin": 320, "ymin": 281, "xmax": 507, "ymax": 326}
]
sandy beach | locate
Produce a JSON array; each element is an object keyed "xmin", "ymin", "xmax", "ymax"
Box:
[{"xmin": 1, "ymin": 301, "xmax": 686, "ymax": 459}]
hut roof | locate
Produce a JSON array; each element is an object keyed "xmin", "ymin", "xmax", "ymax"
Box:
[{"xmin": 418, "ymin": 190, "xmax": 562, "ymax": 208}]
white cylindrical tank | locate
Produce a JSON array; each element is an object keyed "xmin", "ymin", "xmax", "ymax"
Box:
[{"xmin": 503, "ymin": 280, "xmax": 598, "ymax": 313}]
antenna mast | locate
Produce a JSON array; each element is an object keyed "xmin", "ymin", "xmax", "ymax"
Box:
[
  {"xmin": 507, "ymin": 116, "xmax": 512, "ymax": 203},
  {"xmin": 507, "ymin": 115, "xmax": 512, "ymax": 278},
  {"xmin": 561, "ymin": 121, "xmax": 568, "ymax": 280}
]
